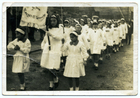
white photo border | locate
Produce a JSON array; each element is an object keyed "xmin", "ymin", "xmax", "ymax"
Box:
[{"xmin": 2, "ymin": 2, "xmax": 138, "ymax": 95}]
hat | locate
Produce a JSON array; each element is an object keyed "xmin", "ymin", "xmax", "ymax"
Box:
[
  {"xmin": 121, "ymin": 18, "xmax": 125, "ymax": 21},
  {"xmin": 92, "ymin": 15, "xmax": 99, "ymax": 20},
  {"xmin": 73, "ymin": 19, "xmax": 79, "ymax": 24},
  {"xmin": 51, "ymin": 15, "xmax": 57, "ymax": 18},
  {"xmin": 92, "ymin": 19, "xmax": 98, "ymax": 25},
  {"xmin": 82, "ymin": 15, "xmax": 88, "ymax": 18},
  {"xmin": 64, "ymin": 20, "xmax": 69, "ymax": 23},
  {"xmin": 15, "ymin": 28, "xmax": 25, "ymax": 35},
  {"xmin": 75, "ymin": 23, "xmax": 82, "ymax": 28},
  {"xmin": 106, "ymin": 21, "xmax": 110, "ymax": 24},
  {"xmin": 117, "ymin": 20, "xmax": 121, "ymax": 23},
  {"xmin": 80, "ymin": 19, "xmax": 84, "ymax": 22},
  {"xmin": 70, "ymin": 31, "xmax": 78, "ymax": 37}
]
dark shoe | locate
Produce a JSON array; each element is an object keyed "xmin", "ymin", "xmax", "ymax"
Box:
[
  {"xmin": 99, "ymin": 60, "xmax": 103, "ymax": 64},
  {"xmin": 94, "ymin": 66, "xmax": 98, "ymax": 70},
  {"xmin": 49, "ymin": 87, "xmax": 54, "ymax": 90},
  {"xmin": 54, "ymin": 81, "xmax": 59, "ymax": 89}
]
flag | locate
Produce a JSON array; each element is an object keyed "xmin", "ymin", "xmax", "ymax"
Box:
[{"xmin": 20, "ymin": 7, "xmax": 48, "ymax": 30}]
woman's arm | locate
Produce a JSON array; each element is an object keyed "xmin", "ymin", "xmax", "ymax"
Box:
[
  {"xmin": 47, "ymin": 28, "xmax": 63, "ymax": 40},
  {"xmin": 7, "ymin": 39, "xmax": 17, "ymax": 51}
]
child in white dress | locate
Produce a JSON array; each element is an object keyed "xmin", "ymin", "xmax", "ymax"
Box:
[
  {"xmin": 7, "ymin": 27, "xmax": 31, "ymax": 90},
  {"xmin": 61, "ymin": 20, "xmax": 73, "ymax": 70},
  {"xmin": 98, "ymin": 23, "xmax": 106, "ymax": 63},
  {"xmin": 120, "ymin": 18, "xmax": 128, "ymax": 46},
  {"xmin": 62, "ymin": 32, "xmax": 89, "ymax": 91},
  {"xmin": 113, "ymin": 22, "xmax": 120, "ymax": 52},
  {"xmin": 88, "ymin": 21, "xmax": 103, "ymax": 70},
  {"xmin": 103, "ymin": 21, "xmax": 114, "ymax": 59}
]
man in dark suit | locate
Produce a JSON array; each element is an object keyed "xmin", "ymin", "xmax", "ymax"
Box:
[{"xmin": 127, "ymin": 20, "xmax": 133, "ymax": 45}]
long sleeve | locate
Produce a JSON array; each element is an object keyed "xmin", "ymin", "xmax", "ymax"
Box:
[
  {"xmin": 100, "ymin": 30, "xmax": 106, "ymax": 43},
  {"xmin": 48, "ymin": 28, "xmax": 63, "ymax": 40},
  {"xmin": 82, "ymin": 33, "xmax": 90, "ymax": 50},
  {"xmin": 61, "ymin": 42, "xmax": 69, "ymax": 52},
  {"xmin": 7, "ymin": 39, "xmax": 17, "ymax": 51},
  {"xmin": 20, "ymin": 39, "xmax": 31, "ymax": 54},
  {"xmin": 102, "ymin": 30, "xmax": 107, "ymax": 43},
  {"xmin": 41, "ymin": 34, "xmax": 48, "ymax": 49},
  {"xmin": 111, "ymin": 28, "xmax": 114, "ymax": 37},
  {"xmin": 125, "ymin": 23, "xmax": 128, "ymax": 34},
  {"xmin": 119, "ymin": 26, "xmax": 123, "ymax": 37},
  {"xmin": 80, "ymin": 42, "xmax": 89, "ymax": 61},
  {"xmin": 87, "ymin": 29, "xmax": 91, "ymax": 41}
]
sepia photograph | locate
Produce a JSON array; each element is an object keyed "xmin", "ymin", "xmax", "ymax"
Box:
[{"xmin": 2, "ymin": 2, "xmax": 138, "ymax": 95}]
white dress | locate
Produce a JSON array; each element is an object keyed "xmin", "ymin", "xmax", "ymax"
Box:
[
  {"xmin": 104, "ymin": 28, "xmax": 114, "ymax": 46},
  {"xmin": 63, "ymin": 41, "xmax": 89, "ymax": 78},
  {"xmin": 118, "ymin": 25, "xmax": 122, "ymax": 41},
  {"xmin": 113, "ymin": 27, "xmax": 120, "ymax": 45},
  {"xmin": 81, "ymin": 25, "xmax": 89, "ymax": 35},
  {"xmin": 7, "ymin": 38, "xmax": 31, "ymax": 73},
  {"xmin": 99, "ymin": 29, "xmax": 106, "ymax": 50},
  {"xmin": 40, "ymin": 27, "xmax": 63, "ymax": 70},
  {"xmin": 120, "ymin": 23, "xmax": 128, "ymax": 39},
  {"xmin": 88, "ymin": 29, "xmax": 102, "ymax": 54},
  {"xmin": 78, "ymin": 33, "xmax": 90, "ymax": 50}
]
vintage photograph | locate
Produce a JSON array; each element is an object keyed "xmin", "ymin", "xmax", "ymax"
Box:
[{"xmin": 2, "ymin": 2, "xmax": 138, "ymax": 95}]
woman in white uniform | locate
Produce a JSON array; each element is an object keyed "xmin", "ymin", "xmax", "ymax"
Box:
[
  {"xmin": 103, "ymin": 21, "xmax": 114, "ymax": 59},
  {"xmin": 113, "ymin": 22, "xmax": 120, "ymax": 52},
  {"xmin": 75, "ymin": 24, "xmax": 90, "ymax": 51},
  {"xmin": 88, "ymin": 21, "xmax": 102, "ymax": 70},
  {"xmin": 40, "ymin": 15, "xmax": 63, "ymax": 90},
  {"xmin": 120, "ymin": 18, "xmax": 128, "ymax": 46}
]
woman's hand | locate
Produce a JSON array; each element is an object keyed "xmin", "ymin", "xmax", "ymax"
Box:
[
  {"xmin": 103, "ymin": 43, "xmax": 106, "ymax": 46},
  {"xmin": 47, "ymin": 32, "xmax": 51, "ymax": 36},
  {"xmin": 62, "ymin": 38, "xmax": 65, "ymax": 44},
  {"xmin": 83, "ymin": 61, "xmax": 87, "ymax": 66},
  {"xmin": 14, "ymin": 45, "xmax": 20, "ymax": 50}
]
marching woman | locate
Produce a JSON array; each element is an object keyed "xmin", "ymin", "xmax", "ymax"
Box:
[
  {"xmin": 40, "ymin": 15, "xmax": 63, "ymax": 90},
  {"xmin": 98, "ymin": 23, "xmax": 106, "ymax": 63},
  {"xmin": 7, "ymin": 26, "xmax": 31, "ymax": 90},
  {"xmin": 62, "ymin": 32, "xmax": 89, "ymax": 91},
  {"xmin": 87, "ymin": 20, "xmax": 103, "ymax": 70},
  {"xmin": 80, "ymin": 18, "xmax": 89, "ymax": 35},
  {"xmin": 103, "ymin": 21, "xmax": 114, "ymax": 59},
  {"xmin": 112, "ymin": 22, "xmax": 120, "ymax": 52},
  {"xmin": 120, "ymin": 18, "xmax": 128, "ymax": 46},
  {"xmin": 70, "ymin": 19, "xmax": 79, "ymax": 32},
  {"xmin": 117, "ymin": 20, "xmax": 123, "ymax": 48},
  {"xmin": 75, "ymin": 24, "xmax": 90, "ymax": 51}
]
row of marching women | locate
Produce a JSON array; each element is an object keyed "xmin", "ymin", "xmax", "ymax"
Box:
[{"xmin": 7, "ymin": 14, "xmax": 133, "ymax": 91}]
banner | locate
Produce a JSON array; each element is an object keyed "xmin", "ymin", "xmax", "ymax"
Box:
[{"xmin": 20, "ymin": 7, "xmax": 48, "ymax": 30}]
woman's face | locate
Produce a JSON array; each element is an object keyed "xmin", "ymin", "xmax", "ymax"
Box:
[
  {"xmin": 16, "ymin": 32, "xmax": 24, "ymax": 40},
  {"xmin": 51, "ymin": 18, "xmax": 58, "ymax": 27},
  {"xmin": 71, "ymin": 21, "xmax": 76, "ymax": 27},
  {"xmin": 75, "ymin": 26, "xmax": 82, "ymax": 33},
  {"xmin": 106, "ymin": 23, "xmax": 110, "ymax": 27},
  {"xmin": 70, "ymin": 34, "xmax": 77, "ymax": 42},
  {"xmin": 93, "ymin": 24, "xmax": 98, "ymax": 29},
  {"xmin": 64, "ymin": 23, "xmax": 69, "ymax": 27},
  {"xmin": 80, "ymin": 21, "xmax": 84, "ymax": 25},
  {"xmin": 98, "ymin": 24, "xmax": 103, "ymax": 29},
  {"xmin": 121, "ymin": 20, "xmax": 125, "ymax": 24}
]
